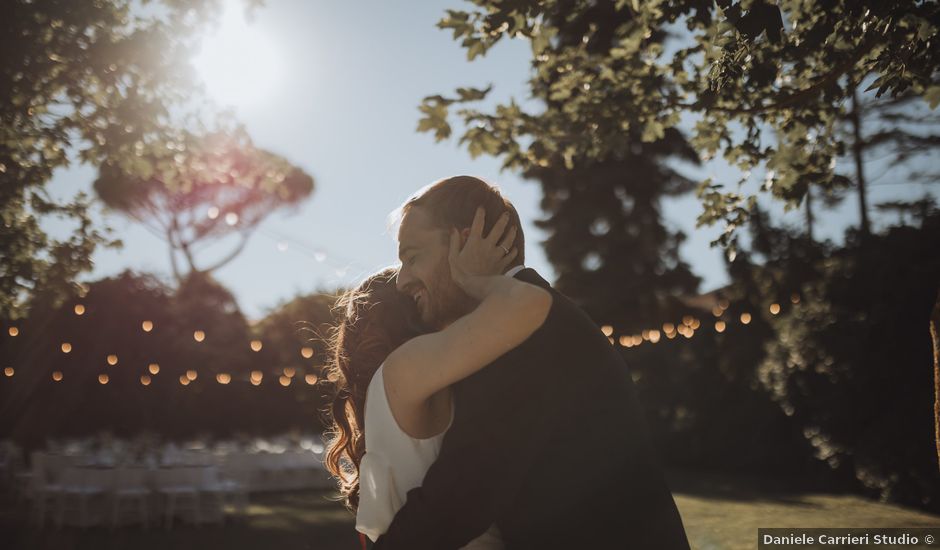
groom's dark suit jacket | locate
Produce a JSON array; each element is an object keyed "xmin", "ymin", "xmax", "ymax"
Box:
[{"xmin": 373, "ymin": 268, "xmax": 690, "ymax": 550}]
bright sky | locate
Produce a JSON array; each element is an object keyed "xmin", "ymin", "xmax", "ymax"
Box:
[{"xmin": 42, "ymin": 0, "xmax": 935, "ymax": 320}]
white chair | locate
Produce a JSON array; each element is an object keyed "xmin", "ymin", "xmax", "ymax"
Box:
[
  {"xmin": 55, "ymin": 467, "xmax": 112, "ymax": 528},
  {"xmin": 110, "ymin": 466, "xmax": 150, "ymax": 529},
  {"xmin": 197, "ymin": 466, "xmax": 245, "ymax": 523},
  {"xmin": 218, "ymin": 452, "xmax": 255, "ymax": 493},
  {"xmin": 153, "ymin": 467, "xmax": 201, "ymax": 528},
  {"xmin": 26, "ymin": 452, "xmax": 62, "ymax": 526},
  {"xmin": 255, "ymin": 453, "xmax": 281, "ymax": 491}
]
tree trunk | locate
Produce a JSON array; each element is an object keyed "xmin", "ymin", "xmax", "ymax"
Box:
[
  {"xmin": 167, "ymin": 228, "xmax": 183, "ymax": 284},
  {"xmin": 932, "ymin": 287, "xmax": 940, "ymax": 472},
  {"xmin": 850, "ymin": 86, "xmax": 870, "ymax": 237}
]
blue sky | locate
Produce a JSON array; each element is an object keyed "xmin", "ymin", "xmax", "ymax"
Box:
[{"xmin": 42, "ymin": 0, "xmax": 935, "ymax": 320}]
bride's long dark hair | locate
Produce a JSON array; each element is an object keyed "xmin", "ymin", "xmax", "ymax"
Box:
[{"xmin": 323, "ymin": 267, "xmax": 423, "ymax": 510}]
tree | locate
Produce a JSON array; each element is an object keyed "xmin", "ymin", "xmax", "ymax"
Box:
[
  {"xmin": 0, "ymin": 0, "xmax": 232, "ymax": 319},
  {"xmin": 0, "ymin": 270, "xmax": 338, "ymax": 443},
  {"xmin": 93, "ymin": 133, "xmax": 315, "ymax": 282},
  {"xmin": 253, "ymin": 291, "xmax": 342, "ymax": 431},
  {"xmin": 754, "ymin": 213, "xmax": 940, "ymax": 509},
  {"xmin": 0, "ymin": 270, "xmax": 178, "ymax": 445},
  {"xmin": 838, "ymin": 88, "xmax": 940, "ymax": 236},
  {"xmin": 418, "ymin": 0, "xmax": 940, "ymax": 249},
  {"xmin": 526, "ymin": 141, "xmax": 701, "ymax": 331}
]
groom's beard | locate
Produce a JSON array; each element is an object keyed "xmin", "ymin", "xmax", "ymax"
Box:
[{"xmin": 423, "ymin": 261, "xmax": 476, "ymax": 330}]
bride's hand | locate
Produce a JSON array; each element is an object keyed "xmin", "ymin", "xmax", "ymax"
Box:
[{"xmin": 448, "ymin": 206, "xmax": 518, "ymax": 297}]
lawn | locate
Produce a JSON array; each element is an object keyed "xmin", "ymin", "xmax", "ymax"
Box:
[
  {"xmin": 1, "ymin": 469, "xmax": 937, "ymax": 550},
  {"xmin": 669, "ymin": 470, "xmax": 940, "ymax": 550}
]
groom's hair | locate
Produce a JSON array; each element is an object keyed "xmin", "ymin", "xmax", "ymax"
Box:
[{"xmin": 399, "ymin": 175, "xmax": 525, "ymax": 266}]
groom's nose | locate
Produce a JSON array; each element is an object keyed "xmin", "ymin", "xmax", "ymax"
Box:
[{"xmin": 395, "ymin": 267, "xmax": 413, "ymax": 293}]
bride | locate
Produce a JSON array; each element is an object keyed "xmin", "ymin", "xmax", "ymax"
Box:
[{"xmin": 324, "ymin": 208, "xmax": 552, "ymax": 549}]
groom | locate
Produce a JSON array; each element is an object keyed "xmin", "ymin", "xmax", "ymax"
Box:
[{"xmin": 380, "ymin": 175, "xmax": 691, "ymax": 549}]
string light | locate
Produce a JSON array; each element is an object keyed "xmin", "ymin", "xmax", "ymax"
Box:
[
  {"xmin": 25, "ymin": 296, "xmax": 779, "ymax": 389},
  {"xmin": 207, "ymin": 206, "xmax": 219, "ymax": 219},
  {"xmin": 719, "ymin": 298, "xmax": 730, "ymax": 310},
  {"xmin": 791, "ymin": 293, "xmax": 801, "ymax": 304},
  {"xmin": 3, "ymin": 367, "xmax": 14, "ymax": 377},
  {"xmin": 224, "ymin": 212, "xmax": 239, "ymax": 226},
  {"xmin": 8, "ymin": 327, "xmax": 18, "ymax": 337},
  {"xmin": 259, "ymin": 228, "xmax": 373, "ymax": 278}
]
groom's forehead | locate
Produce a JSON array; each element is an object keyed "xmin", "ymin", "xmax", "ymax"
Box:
[{"xmin": 398, "ymin": 207, "xmax": 441, "ymax": 245}]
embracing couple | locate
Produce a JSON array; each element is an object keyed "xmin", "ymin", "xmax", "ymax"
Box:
[{"xmin": 324, "ymin": 176, "xmax": 691, "ymax": 550}]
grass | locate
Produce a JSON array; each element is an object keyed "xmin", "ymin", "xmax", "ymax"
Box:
[
  {"xmin": 669, "ymin": 470, "xmax": 940, "ymax": 550},
  {"xmin": 1, "ymin": 470, "xmax": 938, "ymax": 549}
]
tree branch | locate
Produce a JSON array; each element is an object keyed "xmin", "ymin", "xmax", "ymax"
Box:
[
  {"xmin": 674, "ymin": 39, "xmax": 876, "ymax": 115},
  {"xmin": 200, "ymin": 230, "xmax": 254, "ymax": 274}
]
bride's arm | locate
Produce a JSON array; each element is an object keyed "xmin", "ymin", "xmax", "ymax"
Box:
[{"xmin": 384, "ymin": 210, "xmax": 553, "ymax": 406}]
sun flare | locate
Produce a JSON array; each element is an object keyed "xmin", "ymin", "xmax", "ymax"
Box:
[{"xmin": 193, "ymin": 1, "xmax": 282, "ymax": 110}]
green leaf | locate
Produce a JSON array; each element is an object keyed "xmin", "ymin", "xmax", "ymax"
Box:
[{"xmin": 925, "ymin": 85, "xmax": 940, "ymax": 110}]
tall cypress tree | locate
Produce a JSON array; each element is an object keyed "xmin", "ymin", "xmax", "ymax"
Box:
[{"xmin": 525, "ymin": 129, "xmax": 701, "ymax": 331}]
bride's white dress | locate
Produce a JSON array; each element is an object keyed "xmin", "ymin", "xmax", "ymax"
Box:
[{"xmin": 356, "ymin": 364, "xmax": 503, "ymax": 549}]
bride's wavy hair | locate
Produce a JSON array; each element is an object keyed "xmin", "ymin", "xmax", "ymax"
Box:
[{"xmin": 323, "ymin": 267, "xmax": 423, "ymax": 510}]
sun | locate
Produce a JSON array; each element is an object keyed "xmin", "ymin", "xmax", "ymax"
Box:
[{"xmin": 193, "ymin": 1, "xmax": 282, "ymax": 110}]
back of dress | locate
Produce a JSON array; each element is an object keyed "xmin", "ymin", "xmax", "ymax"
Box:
[{"xmin": 356, "ymin": 364, "xmax": 502, "ymax": 549}]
